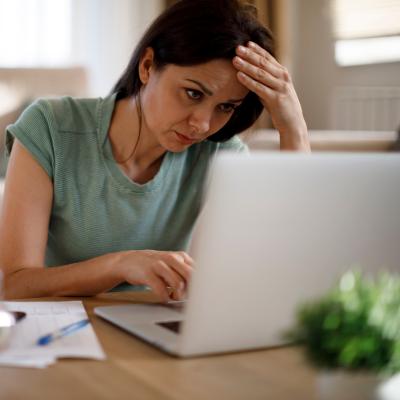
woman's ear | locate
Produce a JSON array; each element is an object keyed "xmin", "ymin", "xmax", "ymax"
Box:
[{"xmin": 138, "ymin": 47, "xmax": 155, "ymax": 85}]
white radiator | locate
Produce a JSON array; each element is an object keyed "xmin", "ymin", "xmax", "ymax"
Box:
[{"xmin": 331, "ymin": 86, "xmax": 400, "ymax": 131}]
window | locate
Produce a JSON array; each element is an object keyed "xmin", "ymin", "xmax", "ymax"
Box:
[
  {"xmin": 0, "ymin": 0, "xmax": 72, "ymax": 67},
  {"xmin": 331, "ymin": 0, "xmax": 400, "ymax": 66}
]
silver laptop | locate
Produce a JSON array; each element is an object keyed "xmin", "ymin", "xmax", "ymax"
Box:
[{"xmin": 94, "ymin": 152, "xmax": 400, "ymax": 357}]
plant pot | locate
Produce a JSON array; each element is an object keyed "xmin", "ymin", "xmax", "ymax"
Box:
[
  {"xmin": 317, "ymin": 370, "xmax": 400, "ymax": 400},
  {"xmin": 378, "ymin": 373, "xmax": 400, "ymax": 400}
]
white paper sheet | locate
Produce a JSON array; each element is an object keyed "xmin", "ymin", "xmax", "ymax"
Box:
[{"xmin": 0, "ymin": 301, "xmax": 106, "ymax": 368}]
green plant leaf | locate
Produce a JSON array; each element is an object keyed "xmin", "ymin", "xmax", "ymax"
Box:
[{"xmin": 289, "ymin": 270, "xmax": 400, "ymax": 375}]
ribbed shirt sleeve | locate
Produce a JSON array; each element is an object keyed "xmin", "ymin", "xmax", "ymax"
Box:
[{"xmin": 5, "ymin": 99, "xmax": 56, "ymax": 178}]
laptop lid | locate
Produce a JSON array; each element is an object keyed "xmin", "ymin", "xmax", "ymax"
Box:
[{"xmin": 176, "ymin": 152, "xmax": 400, "ymax": 356}]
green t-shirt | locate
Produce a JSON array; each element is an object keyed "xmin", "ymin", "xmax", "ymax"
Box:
[{"xmin": 5, "ymin": 94, "xmax": 247, "ymax": 288}]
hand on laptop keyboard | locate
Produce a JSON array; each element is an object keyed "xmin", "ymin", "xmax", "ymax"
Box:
[{"xmin": 118, "ymin": 250, "xmax": 193, "ymax": 302}]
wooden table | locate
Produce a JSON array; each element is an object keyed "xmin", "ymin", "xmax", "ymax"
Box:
[{"xmin": 0, "ymin": 292, "xmax": 318, "ymax": 400}]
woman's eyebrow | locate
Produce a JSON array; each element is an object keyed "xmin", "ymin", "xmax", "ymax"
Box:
[
  {"xmin": 228, "ymin": 98, "xmax": 245, "ymax": 104},
  {"xmin": 185, "ymin": 79, "xmax": 213, "ymax": 96},
  {"xmin": 185, "ymin": 79, "xmax": 245, "ymax": 103}
]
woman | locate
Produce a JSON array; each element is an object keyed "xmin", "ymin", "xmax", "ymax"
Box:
[{"xmin": 0, "ymin": 0, "xmax": 310, "ymax": 301}]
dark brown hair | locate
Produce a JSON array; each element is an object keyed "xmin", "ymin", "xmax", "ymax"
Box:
[{"xmin": 112, "ymin": 0, "xmax": 274, "ymax": 142}]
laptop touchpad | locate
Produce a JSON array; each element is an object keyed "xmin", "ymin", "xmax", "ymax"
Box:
[{"xmin": 156, "ymin": 321, "xmax": 182, "ymax": 334}]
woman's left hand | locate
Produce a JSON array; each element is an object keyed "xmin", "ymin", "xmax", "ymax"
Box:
[{"xmin": 233, "ymin": 41, "xmax": 310, "ymax": 151}]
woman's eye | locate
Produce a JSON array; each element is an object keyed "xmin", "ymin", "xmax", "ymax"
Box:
[
  {"xmin": 218, "ymin": 103, "xmax": 237, "ymax": 113},
  {"xmin": 186, "ymin": 89, "xmax": 203, "ymax": 100}
]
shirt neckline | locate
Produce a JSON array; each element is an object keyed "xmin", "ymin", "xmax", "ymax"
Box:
[{"xmin": 96, "ymin": 93, "xmax": 174, "ymax": 193}]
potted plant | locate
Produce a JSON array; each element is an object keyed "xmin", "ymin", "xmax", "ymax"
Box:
[{"xmin": 288, "ymin": 270, "xmax": 400, "ymax": 400}]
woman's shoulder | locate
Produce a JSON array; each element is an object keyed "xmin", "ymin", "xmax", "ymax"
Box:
[
  {"xmin": 218, "ymin": 135, "xmax": 248, "ymax": 152},
  {"xmin": 27, "ymin": 96, "xmax": 104, "ymax": 134}
]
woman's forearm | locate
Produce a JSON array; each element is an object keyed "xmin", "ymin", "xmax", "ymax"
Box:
[
  {"xmin": 3, "ymin": 253, "xmax": 123, "ymax": 299},
  {"xmin": 279, "ymin": 122, "xmax": 311, "ymax": 152},
  {"xmin": 3, "ymin": 249, "xmax": 193, "ymax": 301}
]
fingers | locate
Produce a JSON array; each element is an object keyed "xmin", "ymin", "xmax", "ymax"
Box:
[
  {"xmin": 231, "ymin": 41, "xmax": 309, "ymax": 150},
  {"xmin": 180, "ymin": 251, "xmax": 194, "ymax": 266},
  {"xmin": 232, "ymin": 41, "xmax": 296, "ymax": 111},
  {"xmin": 162, "ymin": 252, "xmax": 193, "ymax": 284},
  {"xmin": 233, "ymin": 56, "xmax": 281, "ymax": 91},
  {"xmin": 236, "ymin": 71, "xmax": 276, "ymax": 100},
  {"xmin": 233, "ymin": 40, "xmax": 292, "ymax": 94},
  {"xmin": 154, "ymin": 260, "xmax": 185, "ymax": 293},
  {"xmin": 247, "ymin": 41, "xmax": 280, "ymax": 67},
  {"xmin": 121, "ymin": 250, "xmax": 194, "ymax": 303},
  {"xmin": 234, "ymin": 47, "xmax": 290, "ymax": 90},
  {"xmin": 147, "ymin": 251, "xmax": 193, "ymax": 302},
  {"xmin": 138, "ymin": 262, "xmax": 185, "ymax": 303},
  {"xmin": 145, "ymin": 273, "xmax": 171, "ymax": 303},
  {"xmin": 236, "ymin": 44, "xmax": 283, "ymax": 80}
]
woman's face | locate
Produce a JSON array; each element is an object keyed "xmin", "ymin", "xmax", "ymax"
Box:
[{"xmin": 139, "ymin": 50, "xmax": 249, "ymax": 152}]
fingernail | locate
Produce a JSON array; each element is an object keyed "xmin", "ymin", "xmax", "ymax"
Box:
[
  {"xmin": 237, "ymin": 45, "xmax": 246, "ymax": 54},
  {"xmin": 176, "ymin": 290, "xmax": 182, "ymax": 301},
  {"xmin": 234, "ymin": 56, "xmax": 243, "ymax": 65}
]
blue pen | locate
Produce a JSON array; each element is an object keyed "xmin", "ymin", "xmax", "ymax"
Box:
[{"xmin": 37, "ymin": 318, "xmax": 90, "ymax": 346}]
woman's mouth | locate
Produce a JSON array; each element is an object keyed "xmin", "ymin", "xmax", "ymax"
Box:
[{"xmin": 175, "ymin": 131, "xmax": 196, "ymax": 145}]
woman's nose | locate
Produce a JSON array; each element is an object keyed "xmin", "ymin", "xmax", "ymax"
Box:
[{"xmin": 187, "ymin": 108, "xmax": 212, "ymax": 135}]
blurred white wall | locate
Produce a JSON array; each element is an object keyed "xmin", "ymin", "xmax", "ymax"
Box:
[
  {"xmin": 285, "ymin": 0, "xmax": 400, "ymax": 131},
  {"xmin": 70, "ymin": 0, "xmax": 163, "ymax": 96}
]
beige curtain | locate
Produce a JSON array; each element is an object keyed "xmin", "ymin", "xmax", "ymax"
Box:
[{"xmin": 165, "ymin": 0, "xmax": 274, "ymax": 33}]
